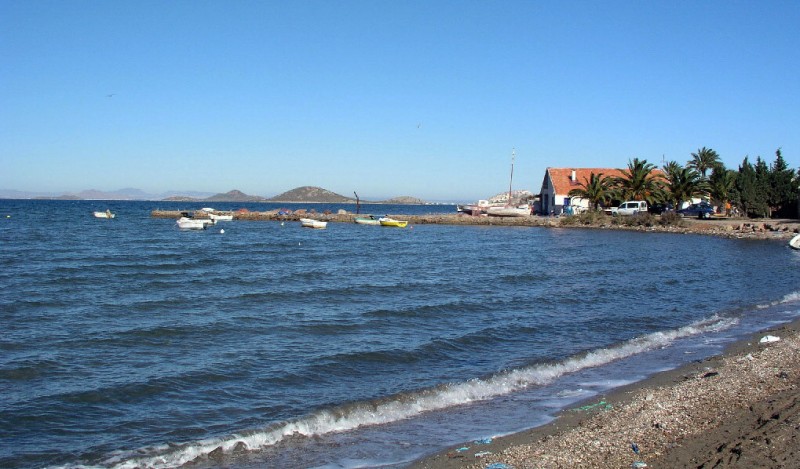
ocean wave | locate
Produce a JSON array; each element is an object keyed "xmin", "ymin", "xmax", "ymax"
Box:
[{"xmin": 102, "ymin": 315, "xmax": 738, "ymax": 469}]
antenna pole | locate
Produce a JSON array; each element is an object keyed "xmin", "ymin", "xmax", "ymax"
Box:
[{"xmin": 508, "ymin": 148, "xmax": 515, "ymax": 205}]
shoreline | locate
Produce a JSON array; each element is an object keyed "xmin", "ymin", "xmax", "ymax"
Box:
[
  {"xmin": 409, "ymin": 319, "xmax": 800, "ymax": 469},
  {"xmin": 151, "ymin": 210, "xmax": 800, "ymax": 242}
]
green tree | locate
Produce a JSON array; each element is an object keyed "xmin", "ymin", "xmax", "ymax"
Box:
[
  {"xmin": 568, "ymin": 172, "xmax": 615, "ymax": 211},
  {"xmin": 663, "ymin": 164, "xmax": 705, "ymax": 209},
  {"xmin": 769, "ymin": 148, "xmax": 798, "ymax": 217},
  {"xmin": 735, "ymin": 157, "xmax": 769, "ymax": 218},
  {"xmin": 708, "ymin": 166, "xmax": 736, "ymax": 211},
  {"xmin": 688, "ymin": 147, "xmax": 721, "ymax": 180},
  {"xmin": 615, "ymin": 158, "xmax": 663, "ymax": 203}
]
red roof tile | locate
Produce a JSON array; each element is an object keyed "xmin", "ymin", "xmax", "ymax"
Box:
[{"xmin": 545, "ymin": 167, "xmax": 664, "ymax": 196}]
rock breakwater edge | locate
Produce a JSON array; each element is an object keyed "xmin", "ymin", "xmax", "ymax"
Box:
[{"xmin": 151, "ymin": 210, "xmax": 800, "ymax": 241}]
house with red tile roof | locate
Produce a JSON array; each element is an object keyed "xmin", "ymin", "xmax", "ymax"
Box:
[{"xmin": 539, "ymin": 167, "xmax": 664, "ymax": 215}]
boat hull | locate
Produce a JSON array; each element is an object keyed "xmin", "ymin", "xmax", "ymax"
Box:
[
  {"xmin": 176, "ymin": 217, "xmax": 211, "ymax": 230},
  {"xmin": 300, "ymin": 218, "xmax": 327, "ymax": 229},
  {"xmin": 790, "ymin": 234, "xmax": 800, "ymax": 250},
  {"xmin": 486, "ymin": 206, "xmax": 530, "ymax": 217},
  {"xmin": 379, "ymin": 217, "xmax": 408, "ymax": 228},
  {"xmin": 354, "ymin": 216, "xmax": 380, "ymax": 226},
  {"xmin": 93, "ymin": 211, "xmax": 115, "ymax": 219}
]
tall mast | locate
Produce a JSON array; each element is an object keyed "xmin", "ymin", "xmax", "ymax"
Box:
[{"xmin": 508, "ymin": 148, "xmax": 515, "ymax": 205}]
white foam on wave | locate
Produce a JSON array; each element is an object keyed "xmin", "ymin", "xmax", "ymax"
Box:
[
  {"xmin": 756, "ymin": 290, "xmax": 800, "ymax": 309},
  {"xmin": 107, "ymin": 315, "xmax": 738, "ymax": 469}
]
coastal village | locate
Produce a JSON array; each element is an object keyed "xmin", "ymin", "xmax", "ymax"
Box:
[{"xmin": 142, "ymin": 150, "xmax": 800, "ymax": 243}]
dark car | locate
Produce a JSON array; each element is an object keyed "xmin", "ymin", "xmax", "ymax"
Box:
[
  {"xmin": 648, "ymin": 203, "xmax": 674, "ymax": 215},
  {"xmin": 677, "ymin": 202, "xmax": 715, "ymax": 219}
]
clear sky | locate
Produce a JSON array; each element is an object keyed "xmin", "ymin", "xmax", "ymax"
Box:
[{"xmin": 2, "ymin": 0, "xmax": 798, "ymax": 202}]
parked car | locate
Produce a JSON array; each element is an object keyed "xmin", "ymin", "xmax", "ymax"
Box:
[
  {"xmin": 648, "ymin": 203, "xmax": 674, "ymax": 215},
  {"xmin": 611, "ymin": 200, "xmax": 648, "ymax": 216},
  {"xmin": 677, "ymin": 202, "xmax": 715, "ymax": 219}
]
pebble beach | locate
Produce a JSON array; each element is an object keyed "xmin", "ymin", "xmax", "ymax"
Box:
[{"xmin": 411, "ymin": 320, "xmax": 800, "ymax": 469}]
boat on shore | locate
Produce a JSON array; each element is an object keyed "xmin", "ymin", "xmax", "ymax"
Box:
[
  {"xmin": 790, "ymin": 234, "xmax": 800, "ymax": 250},
  {"xmin": 93, "ymin": 210, "xmax": 115, "ymax": 219},
  {"xmin": 354, "ymin": 215, "xmax": 381, "ymax": 226},
  {"xmin": 486, "ymin": 205, "xmax": 530, "ymax": 217},
  {"xmin": 379, "ymin": 217, "xmax": 408, "ymax": 228},
  {"xmin": 487, "ymin": 148, "xmax": 530, "ymax": 217},
  {"xmin": 300, "ymin": 218, "xmax": 328, "ymax": 229}
]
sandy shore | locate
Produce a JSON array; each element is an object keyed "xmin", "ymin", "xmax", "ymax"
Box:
[{"xmin": 410, "ymin": 320, "xmax": 800, "ymax": 469}]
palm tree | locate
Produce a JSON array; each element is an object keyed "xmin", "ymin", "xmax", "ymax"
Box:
[
  {"xmin": 708, "ymin": 166, "xmax": 736, "ymax": 211},
  {"xmin": 569, "ymin": 172, "xmax": 614, "ymax": 211},
  {"xmin": 688, "ymin": 147, "xmax": 720, "ymax": 180},
  {"xmin": 663, "ymin": 165, "xmax": 705, "ymax": 209},
  {"xmin": 615, "ymin": 158, "xmax": 664, "ymax": 203}
]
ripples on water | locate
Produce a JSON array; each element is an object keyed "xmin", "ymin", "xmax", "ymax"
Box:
[{"xmin": 1, "ymin": 200, "xmax": 799, "ymax": 468}]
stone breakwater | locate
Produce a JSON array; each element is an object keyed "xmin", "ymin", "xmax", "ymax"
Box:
[{"xmin": 151, "ymin": 210, "xmax": 800, "ymax": 240}]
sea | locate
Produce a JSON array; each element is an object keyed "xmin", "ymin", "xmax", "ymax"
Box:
[{"xmin": 2, "ymin": 199, "xmax": 800, "ymax": 469}]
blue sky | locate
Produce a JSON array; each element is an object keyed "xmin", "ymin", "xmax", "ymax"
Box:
[{"xmin": 2, "ymin": 0, "xmax": 798, "ymax": 201}]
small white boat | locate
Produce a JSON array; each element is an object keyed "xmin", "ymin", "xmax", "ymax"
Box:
[
  {"xmin": 486, "ymin": 205, "xmax": 530, "ymax": 217},
  {"xmin": 176, "ymin": 217, "xmax": 211, "ymax": 230},
  {"xmin": 209, "ymin": 213, "xmax": 233, "ymax": 222},
  {"xmin": 300, "ymin": 218, "xmax": 327, "ymax": 229},
  {"xmin": 790, "ymin": 234, "xmax": 800, "ymax": 250},
  {"xmin": 93, "ymin": 210, "xmax": 115, "ymax": 219}
]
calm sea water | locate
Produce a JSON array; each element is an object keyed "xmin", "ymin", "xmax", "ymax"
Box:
[{"xmin": 2, "ymin": 200, "xmax": 799, "ymax": 469}]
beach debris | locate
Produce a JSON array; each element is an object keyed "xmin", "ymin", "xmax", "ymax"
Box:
[
  {"xmin": 456, "ymin": 446, "xmax": 470, "ymax": 452},
  {"xmin": 485, "ymin": 464, "xmax": 511, "ymax": 469},
  {"xmin": 474, "ymin": 437, "xmax": 493, "ymax": 444},
  {"xmin": 759, "ymin": 335, "xmax": 781, "ymax": 343},
  {"xmin": 575, "ymin": 400, "xmax": 613, "ymax": 412},
  {"xmin": 701, "ymin": 371, "xmax": 719, "ymax": 378},
  {"xmin": 474, "ymin": 450, "xmax": 493, "ymax": 458},
  {"xmin": 632, "ymin": 462, "xmax": 648, "ymax": 468},
  {"xmin": 631, "ymin": 442, "xmax": 639, "ymax": 454}
]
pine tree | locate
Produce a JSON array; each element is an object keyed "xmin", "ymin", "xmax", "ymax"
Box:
[{"xmin": 769, "ymin": 148, "xmax": 799, "ymax": 217}]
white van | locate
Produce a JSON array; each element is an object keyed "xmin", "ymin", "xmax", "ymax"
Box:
[{"xmin": 611, "ymin": 200, "xmax": 648, "ymax": 216}]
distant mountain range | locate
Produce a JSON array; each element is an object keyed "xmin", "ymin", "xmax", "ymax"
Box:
[{"xmin": 0, "ymin": 186, "xmax": 429, "ymax": 204}]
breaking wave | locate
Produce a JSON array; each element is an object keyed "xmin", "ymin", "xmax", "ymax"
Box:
[{"xmin": 103, "ymin": 315, "xmax": 738, "ymax": 469}]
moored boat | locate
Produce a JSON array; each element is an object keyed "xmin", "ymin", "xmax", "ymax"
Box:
[
  {"xmin": 379, "ymin": 217, "xmax": 408, "ymax": 228},
  {"xmin": 176, "ymin": 217, "xmax": 210, "ymax": 230},
  {"xmin": 790, "ymin": 234, "xmax": 800, "ymax": 250},
  {"xmin": 354, "ymin": 215, "xmax": 381, "ymax": 226},
  {"xmin": 93, "ymin": 210, "xmax": 115, "ymax": 219},
  {"xmin": 209, "ymin": 213, "xmax": 233, "ymax": 222},
  {"xmin": 300, "ymin": 218, "xmax": 327, "ymax": 229}
]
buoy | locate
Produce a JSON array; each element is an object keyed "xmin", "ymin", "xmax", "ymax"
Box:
[
  {"xmin": 220, "ymin": 229, "xmax": 225, "ymax": 234},
  {"xmin": 281, "ymin": 222, "xmax": 284, "ymax": 226}
]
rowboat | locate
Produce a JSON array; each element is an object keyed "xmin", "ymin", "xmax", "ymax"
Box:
[
  {"xmin": 93, "ymin": 210, "xmax": 115, "ymax": 219},
  {"xmin": 354, "ymin": 215, "xmax": 381, "ymax": 226},
  {"xmin": 176, "ymin": 217, "xmax": 211, "ymax": 230},
  {"xmin": 300, "ymin": 218, "xmax": 327, "ymax": 229},
  {"xmin": 379, "ymin": 217, "xmax": 408, "ymax": 228},
  {"xmin": 790, "ymin": 234, "xmax": 800, "ymax": 250}
]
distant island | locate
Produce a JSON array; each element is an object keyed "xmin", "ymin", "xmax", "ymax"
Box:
[
  {"xmin": 1, "ymin": 186, "xmax": 430, "ymax": 205},
  {"xmin": 167, "ymin": 187, "xmax": 428, "ymax": 204}
]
